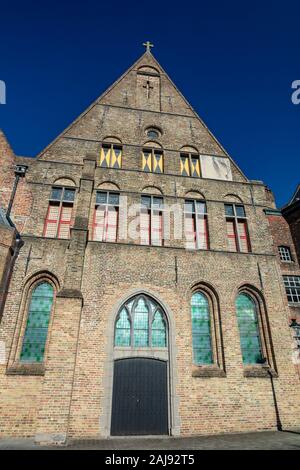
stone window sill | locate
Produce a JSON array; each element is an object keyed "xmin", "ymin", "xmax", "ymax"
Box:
[
  {"xmin": 243, "ymin": 365, "xmax": 278, "ymax": 378},
  {"xmin": 192, "ymin": 364, "xmax": 226, "ymax": 378},
  {"xmin": 6, "ymin": 362, "xmax": 45, "ymax": 376}
]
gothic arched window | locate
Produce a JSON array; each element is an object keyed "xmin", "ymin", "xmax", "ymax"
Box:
[
  {"xmin": 191, "ymin": 292, "xmax": 213, "ymax": 365},
  {"xmin": 235, "ymin": 293, "xmax": 263, "ymax": 364},
  {"xmin": 20, "ymin": 282, "xmax": 54, "ymax": 363},
  {"xmin": 114, "ymin": 295, "xmax": 167, "ymax": 348}
]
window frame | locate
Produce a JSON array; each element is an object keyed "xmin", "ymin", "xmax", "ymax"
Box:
[
  {"xmin": 224, "ymin": 203, "xmax": 251, "ymax": 253},
  {"xmin": 184, "ymin": 199, "xmax": 209, "ymax": 250},
  {"xmin": 235, "ymin": 287, "xmax": 276, "ymax": 376},
  {"xmin": 142, "ymin": 147, "xmax": 164, "ymax": 174},
  {"xmin": 283, "ymin": 275, "xmax": 300, "ymax": 304},
  {"xmin": 92, "ymin": 190, "xmax": 120, "ymax": 242},
  {"xmin": 43, "ymin": 186, "xmax": 75, "ymax": 239},
  {"xmin": 140, "ymin": 195, "xmax": 164, "ymax": 246},
  {"xmin": 180, "ymin": 152, "xmax": 201, "ymax": 178},
  {"xmin": 191, "ymin": 291, "xmax": 214, "ymax": 365},
  {"xmin": 278, "ymin": 246, "xmax": 293, "ymax": 262},
  {"xmin": 235, "ymin": 292, "xmax": 265, "ymax": 365},
  {"xmin": 99, "ymin": 142, "xmax": 123, "ymax": 169},
  {"xmin": 114, "ymin": 295, "xmax": 168, "ymax": 349},
  {"xmin": 7, "ymin": 274, "xmax": 58, "ymax": 375}
]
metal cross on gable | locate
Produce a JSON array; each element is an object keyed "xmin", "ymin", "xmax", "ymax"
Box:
[
  {"xmin": 143, "ymin": 80, "xmax": 154, "ymax": 99},
  {"xmin": 143, "ymin": 41, "xmax": 154, "ymax": 53}
]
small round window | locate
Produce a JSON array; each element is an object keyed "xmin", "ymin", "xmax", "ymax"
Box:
[{"xmin": 146, "ymin": 128, "xmax": 160, "ymax": 139}]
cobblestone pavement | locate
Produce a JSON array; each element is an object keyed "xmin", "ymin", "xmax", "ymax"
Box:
[{"xmin": 0, "ymin": 430, "xmax": 300, "ymax": 450}]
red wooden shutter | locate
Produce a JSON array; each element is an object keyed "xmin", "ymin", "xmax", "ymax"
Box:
[
  {"xmin": 93, "ymin": 206, "xmax": 106, "ymax": 241},
  {"xmin": 151, "ymin": 211, "xmax": 163, "ymax": 246},
  {"xmin": 185, "ymin": 213, "xmax": 196, "ymax": 249},
  {"xmin": 106, "ymin": 206, "xmax": 118, "ymax": 242},
  {"xmin": 197, "ymin": 215, "xmax": 208, "ymax": 249},
  {"xmin": 44, "ymin": 202, "xmax": 60, "ymax": 238},
  {"xmin": 226, "ymin": 220, "xmax": 238, "ymax": 252},
  {"xmin": 140, "ymin": 209, "xmax": 150, "ymax": 245},
  {"xmin": 58, "ymin": 203, "xmax": 73, "ymax": 239},
  {"xmin": 237, "ymin": 220, "xmax": 249, "ymax": 252}
]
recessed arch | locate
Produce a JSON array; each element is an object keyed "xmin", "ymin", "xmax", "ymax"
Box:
[
  {"xmin": 97, "ymin": 181, "xmax": 120, "ymax": 191},
  {"xmin": 102, "ymin": 136, "xmax": 122, "ymax": 144},
  {"xmin": 188, "ymin": 281, "xmax": 225, "ymax": 373},
  {"xmin": 235, "ymin": 284, "xmax": 276, "ymax": 370},
  {"xmin": 100, "ymin": 288, "xmax": 180, "ymax": 437},
  {"xmin": 142, "ymin": 185, "xmax": 163, "ymax": 195},
  {"xmin": 180, "ymin": 145, "xmax": 199, "ymax": 154},
  {"xmin": 53, "ymin": 177, "xmax": 76, "ymax": 187},
  {"xmin": 138, "ymin": 65, "xmax": 160, "ymax": 75},
  {"xmin": 143, "ymin": 140, "xmax": 163, "ymax": 149},
  {"xmin": 224, "ymin": 193, "xmax": 244, "ymax": 204},
  {"xmin": 185, "ymin": 190, "xmax": 206, "ymax": 200},
  {"xmin": 10, "ymin": 271, "xmax": 60, "ymax": 367}
]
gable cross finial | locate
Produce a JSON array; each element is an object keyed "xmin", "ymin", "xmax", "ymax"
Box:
[{"xmin": 143, "ymin": 41, "xmax": 154, "ymax": 53}]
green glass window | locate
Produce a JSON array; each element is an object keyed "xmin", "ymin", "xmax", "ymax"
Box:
[
  {"xmin": 152, "ymin": 310, "xmax": 167, "ymax": 347},
  {"xmin": 115, "ymin": 309, "xmax": 131, "ymax": 346},
  {"xmin": 236, "ymin": 293, "xmax": 263, "ymax": 364},
  {"xmin": 133, "ymin": 298, "xmax": 149, "ymax": 347},
  {"xmin": 20, "ymin": 282, "xmax": 54, "ymax": 363},
  {"xmin": 191, "ymin": 292, "xmax": 213, "ymax": 365},
  {"xmin": 114, "ymin": 295, "xmax": 167, "ymax": 348}
]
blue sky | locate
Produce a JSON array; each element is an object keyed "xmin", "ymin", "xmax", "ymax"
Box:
[{"xmin": 0, "ymin": 0, "xmax": 299, "ymax": 207}]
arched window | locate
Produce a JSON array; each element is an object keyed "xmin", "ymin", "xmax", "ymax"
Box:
[
  {"xmin": 114, "ymin": 295, "xmax": 167, "ymax": 348},
  {"xmin": 20, "ymin": 282, "xmax": 54, "ymax": 363},
  {"xmin": 235, "ymin": 293, "xmax": 263, "ymax": 364},
  {"xmin": 191, "ymin": 292, "xmax": 213, "ymax": 365}
]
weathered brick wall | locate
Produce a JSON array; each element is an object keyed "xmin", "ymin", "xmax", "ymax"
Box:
[{"xmin": 0, "ymin": 51, "xmax": 299, "ymax": 441}]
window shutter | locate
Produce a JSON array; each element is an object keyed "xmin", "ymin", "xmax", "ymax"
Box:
[
  {"xmin": 197, "ymin": 215, "xmax": 208, "ymax": 249},
  {"xmin": 93, "ymin": 206, "xmax": 106, "ymax": 241},
  {"xmin": 140, "ymin": 209, "xmax": 151, "ymax": 245},
  {"xmin": 44, "ymin": 203, "xmax": 60, "ymax": 238},
  {"xmin": 237, "ymin": 220, "xmax": 249, "ymax": 252},
  {"xmin": 151, "ymin": 211, "xmax": 163, "ymax": 246},
  {"xmin": 226, "ymin": 220, "xmax": 238, "ymax": 252},
  {"xmin": 180, "ymin": 155, "xmax": 190, "ymax": 176},
  {"xmin": 185, "ymin": 213, "xmax": 196, "ymax": 249},
  {"xmin": 142, "ymin": 150, "xmax": 152, "ymax": 172},
  {"xmin": 106, "ymin": 206, "xmax": 118, "ymax": 242},
  {"xmin": 58, "ymin": 204, "xmax": 72, "ymax": 239}
]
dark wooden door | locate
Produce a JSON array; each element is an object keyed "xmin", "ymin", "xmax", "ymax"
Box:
[{"xmin": 111, "ymin": 358, "xmax": 168, "ymax": 435}]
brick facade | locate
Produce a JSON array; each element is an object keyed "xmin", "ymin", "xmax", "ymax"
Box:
[{"xmin": 0, "ymin": 50, "xmax": 299, "ymax": 443}]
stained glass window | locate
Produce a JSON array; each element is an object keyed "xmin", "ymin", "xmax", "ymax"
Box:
[
  {"xmin": 20, "ymin": 282, "xmax": 54, "ymax": 363},
  {"xmin": 115, "ymin": 309, "xmax": 131, "ymax": 346},
  {"xmin": 152, "ymin": 311, "xmax": 166, "ymax": 347},
  {"xmin": 134, "ymin": 298, "xmax": 149, "ymax": 347},
  {"xmin": 236, "ymin": 293, "xmax": 263, "ymax": 364},
  {"xmin": 191, "ymin": 292, "xmax": 213, "ymax": 365},
  {"xmin": 114, "ymin": 295, "xmax": 167, "ymax": 348}
]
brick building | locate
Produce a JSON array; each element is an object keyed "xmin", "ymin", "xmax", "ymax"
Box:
[
  {"xmin": 282, "ymin": 185, "xmax": 300, "ymax": 265},
  {"xmin": 0, "ymin": 46, "xmax": 299, "ymax": 444}
]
